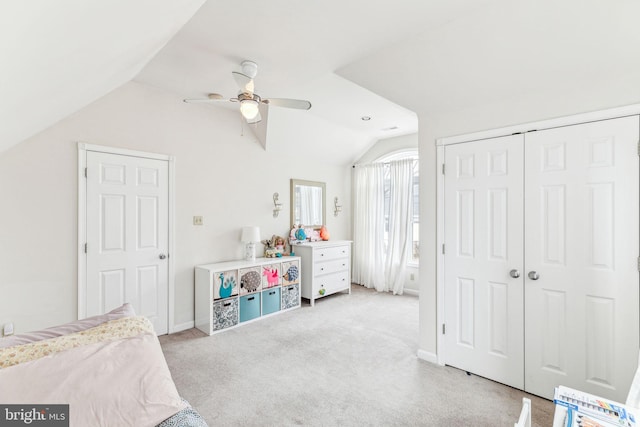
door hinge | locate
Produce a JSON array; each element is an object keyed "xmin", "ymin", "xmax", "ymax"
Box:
[
  {"xmin": 442, "ymin": 324, "xmax": 446, "ymax": 335},
  {"xmin": 84, "ymin": 167, "xmax": 87, "ymax": 178},
  {"xmin": 442, "ymin": 163, "xmax": 445, "ymax": 175},
  {"xmin": 637, "ymin": 256, "xmax": 640, "ymax": 272},
  {"xmin": 84, "ymin": 243, "xmax": 87, "ymax": 254},
  {"xmin": 637, "ymin": 141, "xmax": 640, "ymax": 157},
  {"xmin": 442, "ymin": 244, "xmax": 445, "ymax": 254}
]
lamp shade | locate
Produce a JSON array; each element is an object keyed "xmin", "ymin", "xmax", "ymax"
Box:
[
  {"xmin": 241, "ymin": 226, "xmax": 261, "ymax": 243},
  {"xmin": 240, "ymin": 99, "xmax": 259, "ymax": 120}
]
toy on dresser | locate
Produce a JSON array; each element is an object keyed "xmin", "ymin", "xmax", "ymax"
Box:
[
  {"xmin": 289, "ymin": 224, "xmax": 322, "ymax": 244},
  {"xmin": 319, "ymin": 225, "xmax": 330, "ymax": 241}
]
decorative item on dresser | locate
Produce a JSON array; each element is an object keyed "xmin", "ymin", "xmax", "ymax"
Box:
[
  {"xmin": 195, "ymin": 257, "xmax": 301, "ymax": 335},
  {"xmin": 294, "ymin": 240, "xmax": 351, "ymax": 306}
]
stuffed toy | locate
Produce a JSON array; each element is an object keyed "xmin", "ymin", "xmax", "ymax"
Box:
[
  {"xmin": 309, "ymin": 229, "xmax": 321, "ymax": 242},
  {"xmin": 263, "ymin": 235, "xmax": 290, "ymax": 257},
  {"xmin": 319, "ymin": 225, "xmax": 330, "ymax": 241},
  {"xmin": 295, "ymin": 227, "xmax": 307, "ymax": 241}
]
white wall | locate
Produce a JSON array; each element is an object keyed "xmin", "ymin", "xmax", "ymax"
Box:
[
  {"xmin": 336, "ymin": 0, "xmax": 640, "ymax": 359},
  {"xmin": 355, "ymin": 133, "xmax": 418, "ymax": 165},
  {"xmin": 0, "ymin": 81, "xmax": 352, "ymax": 333}
]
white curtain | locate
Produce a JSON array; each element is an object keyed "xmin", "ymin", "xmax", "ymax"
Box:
[
  {"xmin": 352, "ymin": 163, "xmax": 386, "ymax": 291},
  {"xmin": 353, "ymin": 159, "xmax": 414, "ymax": 295},
  {"xmin": 384, "ymin": 159, "xmax": 414, "ymax": 295}
]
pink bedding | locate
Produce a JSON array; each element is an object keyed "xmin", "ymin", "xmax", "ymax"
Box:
[
  {"xmin": 0, "ymin": 316, "xmax": 187, "ymax": 427},
  {"xmin": 0, "ymin": 303, "xmax": 135, "ymax": 349}
]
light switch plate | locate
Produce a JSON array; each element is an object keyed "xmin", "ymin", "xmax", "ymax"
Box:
[{"xmin": 193, "ymin": 216, "xmax": 204, "ymax": 226}]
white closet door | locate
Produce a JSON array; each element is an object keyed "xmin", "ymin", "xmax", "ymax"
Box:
[
  {"xmin": 86, "ymin": 151, "xmax": 169, "ymax": 334},
  {"xmin": 524, "ymin": 116, "xmax": 639, "ymax": 401},
  {"xmin": 444, "ymin": 134, "xmax": 525, "ymax": 389}
]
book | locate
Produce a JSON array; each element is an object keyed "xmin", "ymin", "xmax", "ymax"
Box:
[{"xmin": 554, "ymin": 386, "xmax": 638, "ymax": 427}]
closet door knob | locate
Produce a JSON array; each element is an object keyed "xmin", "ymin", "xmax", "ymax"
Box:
[
  {"xmin": 528, "ymin": 271, "xmax": 540, "ymax": 280},
  {"xmin": 509, "ymin": 269, "xmax": 520, "ymax": 278},
  {"xmin": 159, "ymin": 254, "xmax": 167, "ymax": 260}
]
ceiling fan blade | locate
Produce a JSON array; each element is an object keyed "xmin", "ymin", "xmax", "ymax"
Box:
[
  {"xmin": 232, "ymin": 71, "xmax": 254, "ymax": 94},
  {"xmin": 264, "ymin": 98, "xmax": 311, "ymax": 110},
  {"xmin": 184, "ymin": 98, "xmax": 224, "ymax": 103},
  {"xmin": 184, "ymin": 93, "xmax": 227, "ymax": 103}
]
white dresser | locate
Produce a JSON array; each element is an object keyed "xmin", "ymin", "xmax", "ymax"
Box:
[{"xmin": 293, "ymin": 240, "xmax": 351, "ymax": 306}]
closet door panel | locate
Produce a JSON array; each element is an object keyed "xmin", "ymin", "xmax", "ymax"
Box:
[
  {"xmin": 524, "ymin": 115, "xmax": 639, "ymax": 401},
  {"xmin": 444, "ymin": 134, "xmax": 525, "ymax": 389}
]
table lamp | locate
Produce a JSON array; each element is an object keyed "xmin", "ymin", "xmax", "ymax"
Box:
[{"xmin": 241, "ymin": 226, "xmax": 261, "ymax": 261}]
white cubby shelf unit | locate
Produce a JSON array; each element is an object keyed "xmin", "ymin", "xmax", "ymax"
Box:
[{"xmin": 195, "ymin": 256, "xmax": 301, "ymax": 335}]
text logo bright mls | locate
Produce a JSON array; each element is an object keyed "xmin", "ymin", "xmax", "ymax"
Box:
[{"xmin": 0, "ymin": 405, "xmax": 68, "ymax": 426}]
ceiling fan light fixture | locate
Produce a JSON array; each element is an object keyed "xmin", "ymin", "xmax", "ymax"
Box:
[{"xmin": 240, "ymin": 99, "xmax": 260, "ymax": 120}]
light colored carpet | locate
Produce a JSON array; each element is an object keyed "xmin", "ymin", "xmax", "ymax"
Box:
[{"xmin": 160, "ymin": 285, "xmax": 555, "ymax": 426}]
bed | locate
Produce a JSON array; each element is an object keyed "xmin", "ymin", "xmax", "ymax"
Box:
[{"xmin": 0, "ymin": 304, "xmax": 207, "ymax": 427}]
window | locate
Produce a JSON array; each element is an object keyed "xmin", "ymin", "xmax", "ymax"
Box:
[{"xmin": 377, "ymin": 151, "xmax": 419, "ymax": 265}]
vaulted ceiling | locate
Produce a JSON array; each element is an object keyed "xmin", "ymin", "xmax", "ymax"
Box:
[
  {"xmin": 0, "ymin": 0, "xmax": 491, "ymax": 158},
  {"xmin": 3, "ymin": 0, "xmax": 640, "ymax": 160}
]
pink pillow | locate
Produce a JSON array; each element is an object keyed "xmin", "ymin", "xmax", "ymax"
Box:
[{"xmin": 0, "ymin": 303, "xmax": 136, "ymax": 349}]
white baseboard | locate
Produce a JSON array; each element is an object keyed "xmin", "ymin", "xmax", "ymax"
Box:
[
  {"xmin": 416, "ymin": 349, "xmax": 440, "ymax": 365},
  {"xmin": 171, "ymin": 320, "xmax": 194, "ymax": 334},
  {"xmin": 403, "ymin": 288, "xmax": 419, "ymax": 297}
]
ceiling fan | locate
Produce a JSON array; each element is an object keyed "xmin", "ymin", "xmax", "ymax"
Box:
[{"xmin": 183, "ymin": 60, "xmax": 312, "ymax": 124}]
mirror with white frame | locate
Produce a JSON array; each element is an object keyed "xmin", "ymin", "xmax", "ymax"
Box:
[{"xmin": 290, "ymin": 179, "xmax": 326, "ymax": 229}]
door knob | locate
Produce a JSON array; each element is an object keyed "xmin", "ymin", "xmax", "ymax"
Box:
[
  {"xmin": 509, "ymin": 269, "xmax": 520, "ymax": 278},
  {"xmin": 528, "ymin": 271, "xmax": 539, "ymax": 280},
  {"xmin": 159, "ymin": 254, "xmax": 167, "ymax": 260}
]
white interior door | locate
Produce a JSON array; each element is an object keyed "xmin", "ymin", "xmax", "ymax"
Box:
[
  {"xmin": 85, "ymin": 151, "xmax": 169, "ymax": 334},
  {"xmin": 444, "ymin": 134, "xmax": 525, "ymax": 389},
  {"xmin": 524, "ymin": 116, "xmax": 640, "ymax": 401}
]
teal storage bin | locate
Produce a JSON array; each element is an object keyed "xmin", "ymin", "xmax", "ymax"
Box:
[
  {"xmin": 262, "ymin": 288, "xmax": 281, "ymax": 315},
  {"xmin": 240, "ymin": 293, "xmax": 261, "ymax": 322}
]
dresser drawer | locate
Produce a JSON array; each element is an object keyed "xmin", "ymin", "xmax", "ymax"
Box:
[
  {"xmin": 315, "ymin": 258, "xmax": 349, "ymax": 276},
  {"xmin": 212, "ymin": 297, "xmax": 239, "ymax": 331},
  {"xmin": 314, "ymin": 245, "xmax": 350, "ymax": 261},
  {"xmin": 316, "ymin": 271, "xmax": 350, "ymax": 296}
]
